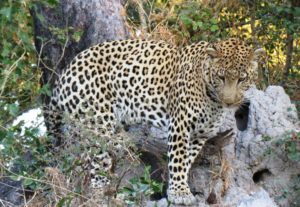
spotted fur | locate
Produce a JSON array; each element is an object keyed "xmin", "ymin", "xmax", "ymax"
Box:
[{"xmin": 45, "ymin": 38, "xmax": 263, "ymax": 205}]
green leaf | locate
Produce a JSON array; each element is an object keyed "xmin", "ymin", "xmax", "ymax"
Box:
[
  {"xmin": 210, "ymin": 18, "xmax": 218, "ymax": 24},
  {"xmin": 18, "ymin": 30, "xmax": 31, "ymax": 46},
  {"xmin": 293, "ymin": 7, "xmax": 300, "ymax": 16},
  {"xmin": 262, "ymin": 135, "xmax": 272, "ymax": 141},
  {"xmin": 23, "ymin": 178, "xmax": 34, "ymax": 187},
  {"xmin": 35, "ymin": 12, "xmax": 45, "ymax": 23},
  {"xmin": 150, "ymin": 180, "xmax": 163, "ymax": 193},
  {"xmin": 38, "ymin": 84, "xmax": 52, "ymax": 96},
  {"xmin": 287, "ymin": 142, "xmax": 300, "ymax": 161},
  {"xmin": 1, "ymin": 41, "xmax": 12, "ymax": 57},
  {"xmin": 8, "ymin": 103, "xmax": 19, "ymax": 117},
  {"xmin": 144, "ymin": 166, "xmax": 151, "ymax": 180},
  {"xmin": 138, "ymin": 183, "xmax": 149, "ymax": 192},
  {"xmin": 288, "ymin": 152, "xmax": 300, "ymax": 161},
  {"xmin": 120, "ymin": 187, "xmax": 134, "ymax": 194},
  {"xmin": 192, "ymin": 21, "xmax": 203, "ymax": 30},
  {"xmin": 180, "ymin": 15, "xmax": 193, "ymax": 26},
  {"xmin": 15, "ymin": 67, "xmax": 22, "ymax": 76},
  {"xmin": 48, "ymin": 0, "xmax": 59, "ymax": 5},
  {"xmin": 10, "ymin": 175, "xmax": 21, "ymax": 181},
  {"xmin": 0, "ymin": 130, "xmax": 7, "ymax": 140},
  {"xmin": 196, "ymin": 22, "xmax": 203, "ymax": 28},
  {"xmin": 0, "ymin": 7, "xmax": 12, "ymax": 20},
  {"xmin": 210, "ymin": 25, "xmax": 219, "ymax": 32},
  {"xmin": 57, "ymin": 197, "xmax": 66, "ymax": 207},
  {"xmin": 72, "ymin": 30, "xmax": 83, "ymax": 42}
]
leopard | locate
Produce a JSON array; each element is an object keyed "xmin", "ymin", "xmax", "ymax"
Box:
[{"xmin": 44, "ymin": 38, "xmax": 264, "ymax": 205}]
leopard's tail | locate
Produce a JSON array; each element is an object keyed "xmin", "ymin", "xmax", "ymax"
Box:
[{"xmin": 43, "ymin": 95, "xmax": 63, "ymax": 147}]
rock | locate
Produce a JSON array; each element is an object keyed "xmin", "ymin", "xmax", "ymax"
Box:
[
  {"xmin": 222, "ymin": 187, "xmax": 278, "ymax": 207},
  {"xmin": 232, "ymin": 86, "xmax": 299, "ymax": 207},
  {"xmin": 12, "ymin": 108, "xmax": 46, "ymax": 136},
  {"xmin": 138, "ymin": 86, "xmax": 299, "ymax": 207},
  {"xmin": 236, "ymin": 189, "xmax": 278, "ymax": 207},
  {"xmin": 146, "ymin": 198, "xmax": 169, "ymax": 207},
  {"xmin": 237, "ymin": 86, "xmax": 298, "ymax": 154},
  {"xmin": 0, "ymin": 178, "xmax": 24, "ymax": 207}
]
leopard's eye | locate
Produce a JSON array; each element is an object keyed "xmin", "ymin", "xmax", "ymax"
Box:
[
  {"xmin": 219, "ymin": 75, "xmax": 225, "ymax": 81},
  {"xmin": 238, "ymin": 73, "xmax": 247, "ymax": 83},
  {"xmin": 217, "ymin": 71, "xmax": 225, "ymax": 81},
  {"xmin": 238, "ymin": 77, "xmax": 245, "ymax": 83}
]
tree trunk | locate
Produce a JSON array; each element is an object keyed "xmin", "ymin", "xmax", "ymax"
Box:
[
  {"xmin": 282, "ymin": 32, "xmax": 293, "ymax": 86},
  {"xmin": 31, "ymin": 0, "xmax": 130, "ymax": 103},
  {"xmin": 281, "ymin": 0, "xmax": 299, "ymax": 86}
]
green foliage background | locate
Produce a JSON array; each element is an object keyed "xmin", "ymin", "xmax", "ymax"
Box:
[{"xmin": 0, "ymin": 0, "xmax": 58, "ymax": 125}]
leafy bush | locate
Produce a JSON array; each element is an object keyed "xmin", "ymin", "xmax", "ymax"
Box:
[
  {"xmin": 0, "ymin": 0, "xmax": 58, "ymax": 124},
  {"xmin": 172, "ymin": 1, "xmax": 225, "ymax": 42},
  {"xmin": 263, "ymin": 131, "xmax": 300, "ymax": 162},
  {"xmin": 119, "ymin": 166, "xmax": 164, "ymax": 206},
  {"xmin": 0, "ymin": 116, "xmax": 52, "ymax": 191},
  {"xmin": 276, "ymin": 131, "xmax": 300, "ymax": 162}
]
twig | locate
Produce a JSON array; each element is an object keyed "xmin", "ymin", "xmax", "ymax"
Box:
[
  {"xmin": 114, "ymin": 168, "xmax": 131, "ymax": 197},
  {"xmin": 0, "ymin": 198, "xmax": 15, "ymax": 207},
  {"xmin": 0, "ymin": 52, "xmax": 26, "ymax": 97},
  {"xmin": 24, "ymin": 191, "xmax": 37, "ymax": 207},
  {"xmin": 55, "ymin": 36, "xmax": 69, "ymax": 70},
  {"xmin": 36, "ymin": 39, "xmax": 51, "ymax": 70},
  {"xmin": 0, "ymin": 179, "xmax": 33, "ymax": 193}
]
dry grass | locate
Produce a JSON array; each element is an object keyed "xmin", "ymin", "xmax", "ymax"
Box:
[{"xmin": 219, "ymin": 158, "xmax": 231, "ymax": 196}]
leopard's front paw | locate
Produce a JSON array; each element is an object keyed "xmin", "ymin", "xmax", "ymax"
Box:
[{"xmin": 167, "ymin": 188, "xmax": 196, "ymax": 205}]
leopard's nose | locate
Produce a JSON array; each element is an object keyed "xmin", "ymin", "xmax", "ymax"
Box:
[
  {"xmin": 221, "ymin": 91, "xmax": 235, "ymax": 104},
  {"xmin": 221, "ymin": 91, "xmax": 242, "ymax": 105},
  {"xmin": 223, "ymin": 94, "xmax": 243, "ymax": 106},
  {"xmin": 223, "ymin": 97, "xmax": 236, "ymax": 105}
]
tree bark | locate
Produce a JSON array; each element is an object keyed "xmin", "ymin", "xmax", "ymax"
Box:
[
  {"xmin": 31, "ymin": 0, "xmax": 130, "ymax": 103},
  {"xmin": 281, "ymin": 0, "xmax": 299, "ymax": 86},
  {"xmin": 282, "ymin": 32, "xmax": 293, "ymax": 86}
]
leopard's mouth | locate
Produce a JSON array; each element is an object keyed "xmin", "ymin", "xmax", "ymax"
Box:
[{"xmin": 222, "ymin": 99, "xmax": 243, "ymax": 108}]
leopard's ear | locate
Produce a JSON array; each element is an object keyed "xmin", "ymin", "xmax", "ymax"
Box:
[
  {"xmin": 253, "ymin": 48, "xmax": 265, "ymax": 61},
  {"xmin": 206, "ymin": 47, "xmax": 219, "ymax": 58}
]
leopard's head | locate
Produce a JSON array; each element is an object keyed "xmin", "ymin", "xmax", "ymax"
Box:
[{"xmin": 204, "ymin": 38, "xmax": 265, "ymax": 107}]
